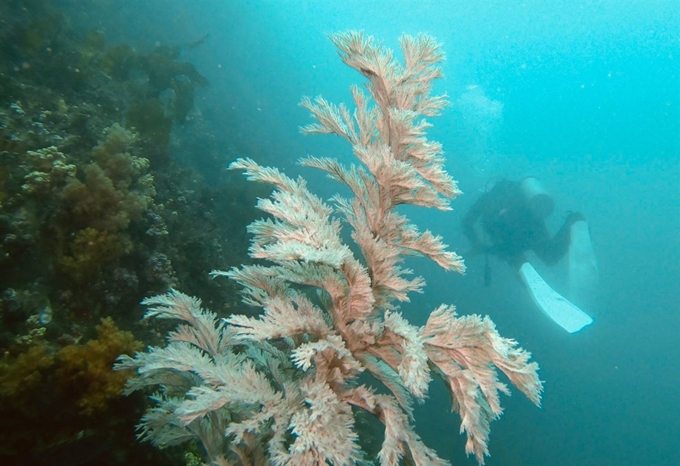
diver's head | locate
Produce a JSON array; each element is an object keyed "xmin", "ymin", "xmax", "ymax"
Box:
[{"xmin": 519, "ymin": 176, "xmax": 554, "ymax": 218}]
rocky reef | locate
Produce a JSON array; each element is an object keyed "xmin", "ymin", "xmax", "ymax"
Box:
[{"xmin": 0, "ymin": 1, "xmax": 265, "ymax": 463}]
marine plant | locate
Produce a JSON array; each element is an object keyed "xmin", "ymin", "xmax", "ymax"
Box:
[
  {"xmin": 0, "ymin": 317, "xmax": 142, "ymax": 456},
  {"xmin": 55, "ymin": 317, "xmax": 143, "ymax": 415},
  {"xmin": 58, "ymin": 123, "xmax": 154, "ymax": 282},
  {"xmin": 118, "ymin": 31, "xmax": 542, "ymax": 465}
]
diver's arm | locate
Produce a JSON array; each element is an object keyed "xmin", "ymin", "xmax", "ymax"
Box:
[{"xmin": 534, "ymin": 212, "xmax": 585, "ymax": 265}]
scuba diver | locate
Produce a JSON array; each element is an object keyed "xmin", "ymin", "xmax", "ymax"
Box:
[
  {"xmin": 462, "ymin": 177, "xmax": 584, "ymax": 270},
  {"xmin": 462, "ymin": 176, "xmax": 597, "ymax": 333}
]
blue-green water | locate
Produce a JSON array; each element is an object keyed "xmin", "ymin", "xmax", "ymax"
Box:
[{"xmin": 55, "ymin": 1, "xmax": 680, "ymax": 464}]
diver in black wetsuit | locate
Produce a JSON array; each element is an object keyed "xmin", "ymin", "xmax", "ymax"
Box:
[{"xmin": 462, "ymin": 177, "xmax": 584, "ymax": 280}]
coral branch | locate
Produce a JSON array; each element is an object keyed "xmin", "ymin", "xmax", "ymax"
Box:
[{"xmin": 119, "ymin": 30, "xmax": 542, "ymax": 466}]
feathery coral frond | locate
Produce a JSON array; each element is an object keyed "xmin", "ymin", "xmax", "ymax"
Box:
[
  {"xmin": 423, "ymin": 305, "xmax": 543, "ymax": 463},
  {"xmin": 142, "ymin": 289, "xmax": 232, "ymax": 357},
  {"xmin": 120, "ymin": 30, "xmax": 541, "ymax": 466},
  {"xmin": 383, "ymin": 311, "xmax": 431, "ymax": 399},
  {"xmin": 299, "ymin": 96, "xmax": 359, "ymax": 144},
  {"xmin": 398, "ymin": 225, "xmax": 466, "ymax": 272},
  {"xmin": 346, "ymin": 387, "xmax": 450, "ymax": 466},
  {"xmin": 227, "ymin": 292, "xmax": 332, "ymax": 342},
  {"xmin": 285, "ymin": 378, "xmax": 363, "ymax": 465}
]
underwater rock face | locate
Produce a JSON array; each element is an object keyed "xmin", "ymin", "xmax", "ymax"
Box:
[{"xmin": 0, "ymin": 1, "xmax": 251, "ymax": 465}]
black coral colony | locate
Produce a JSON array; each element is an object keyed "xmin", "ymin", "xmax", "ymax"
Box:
[{"xmin": 116, "ymin": 31, "xmax": 542, "ymax": 466}]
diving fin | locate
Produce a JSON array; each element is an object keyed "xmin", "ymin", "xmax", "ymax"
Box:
[
  {"xmin": 568, "ymin": 220, "xmax": 599, "ymax": 306},
  {"xmin": 518, "ymin": 262, "xmax": 593, "ymax": 333}
]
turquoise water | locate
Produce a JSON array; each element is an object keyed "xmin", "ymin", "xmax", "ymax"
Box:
[{"xmin": 38, "ymin": 1, "xmax": 680, "ymax": 464}]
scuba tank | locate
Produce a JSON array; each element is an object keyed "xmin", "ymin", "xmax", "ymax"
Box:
[{"xmin": 519, "ymin": 176, "xmax": 554, "ymax": 219}]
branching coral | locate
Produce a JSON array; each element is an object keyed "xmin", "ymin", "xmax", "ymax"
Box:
[{"xmin": 119, "ymin": 31, "xmax": 542, "ymax": 466}]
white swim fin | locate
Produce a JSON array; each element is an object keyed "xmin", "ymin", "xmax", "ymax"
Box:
[{"xmin": 518, "ymin": 262, "xmax": 593, "ymax": 333}]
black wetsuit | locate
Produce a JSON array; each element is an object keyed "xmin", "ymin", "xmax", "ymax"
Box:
[{"xmin": 462, "ymin": 179, "xmax": 580, "ymax": 269}]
